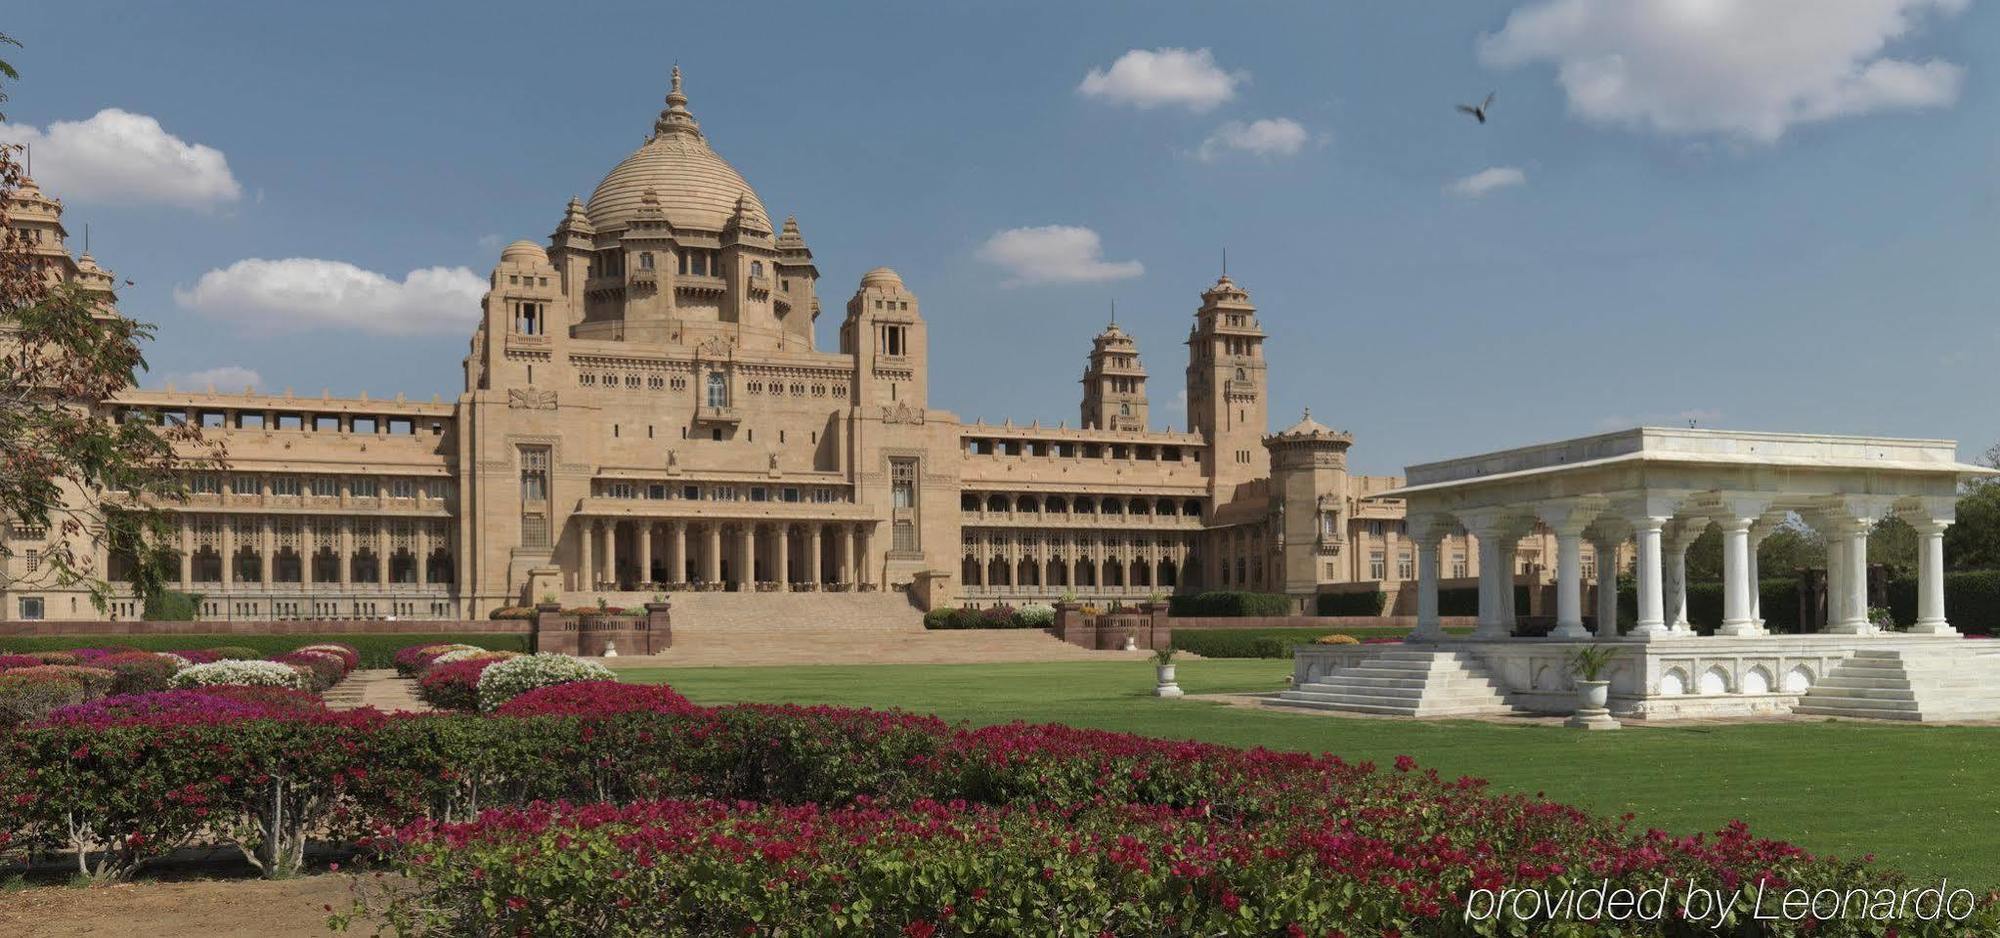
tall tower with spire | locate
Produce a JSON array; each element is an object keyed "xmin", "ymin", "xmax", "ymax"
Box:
[
  {"xmin": 1185, "ymin": 273, "xmax": 1269, "ymax": 493},
  {"xmin": 1079, "ymin": 310, "xmax": 1148, "ymax": 431}
]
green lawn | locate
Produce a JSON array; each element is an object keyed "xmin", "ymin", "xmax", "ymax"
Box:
[{"xmin": 616, "ymin": 658, "xmax": 2000, "ymax": 887}]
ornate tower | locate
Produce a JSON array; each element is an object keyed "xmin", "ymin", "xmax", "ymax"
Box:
[
  {"xmin": 1079, "ymin": 315, "xmax": 1148, "ymax": 431},
  {"xmin": 1185, "ymin": 274, "xmax": 1269, "ymax": 492},
  {"xmin": 840, "ymin": 267, "xmax": 926, "ymax": 409},
  {"xmin": 1263, "ymin": 410, "xmax": 1353, "ymax": 599}
]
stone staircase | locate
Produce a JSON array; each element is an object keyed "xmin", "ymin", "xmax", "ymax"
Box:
[
  {"xmin": 1268, "ymin": 649, "xmax": 1518, "ymax": 717},
  {"xmin": 608, "ymin": 591, "xmax": 1148, "ymax": 667},
  {"xmin": 1792, "ymin": 647, "xmax": 2000, "ymax": 722}
]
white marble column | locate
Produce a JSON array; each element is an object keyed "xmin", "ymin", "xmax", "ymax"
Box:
[
  {"xmin": 1911, "ymin": 518, "xmax": 1954, "ymax": 634},
  {"xmin": 1468, "ymin": 522, "xmax": 1508, "ymax": 639},
  {"xmin": 1592, "ymin": 536, "xmax": 1622, "ymax": 638},
  {"xmin": 1410, "ymin": 531, "xmax": 1443, "ymax": 642},
  {"xmin": 1825, "ymin": 515, "xmax": 1874, "ymax": 634},
  {"xmin": 1716, "ymin": 515, "xmax": 1763, "ymax": 636},
  {"xmin": 1663, "ymin": 522, "xmax": 1694, "ymax": 635},
  {"xmin": 1631, "ymin": 516, "xmax": 1668, "ymax": 637},
  {"xmin": 1497, "ymin": 543, "xmax": 1518, "ymax": 633}
]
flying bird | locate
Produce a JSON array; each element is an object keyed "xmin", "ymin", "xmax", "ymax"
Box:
[{"xmin": 1456, "ymin": 92, "xmax": 1495, "ymax": 124}]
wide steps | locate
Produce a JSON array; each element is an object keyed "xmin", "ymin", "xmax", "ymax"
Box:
[
  {"xmin": 1793, "ymin": 648, "xmax": 2000, "ymax": 722},
  {"xmin": 1268, "ymin": 650, "xmax": 1519, "ymax": 718}
]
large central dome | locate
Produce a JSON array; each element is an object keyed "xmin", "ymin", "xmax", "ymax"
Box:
[{"xmin": 585, "ymin": 67, "xmax": 770, "ymax": 235}]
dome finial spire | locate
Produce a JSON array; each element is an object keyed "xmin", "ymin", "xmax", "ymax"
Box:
[{"xmin": 653, "ymin": 63, "xmax": 702, "ymax": 140}]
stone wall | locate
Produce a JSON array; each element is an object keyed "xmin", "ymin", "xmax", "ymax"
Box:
[
  {"xmin": 530, "ymin": 602, "xmax": 671, "ymax": 656},
  {"xmin": 1052, "ymin": 602, "xmax": 1170, "ymax": 651},
  {"xmin": 1168, "ymin": 615, "xmax": 1479, "ymax": 631}
]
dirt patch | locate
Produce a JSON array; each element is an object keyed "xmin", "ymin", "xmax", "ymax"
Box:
[{"xmin": 0, "ymin": 873, "xmax": 370, "ymax": 937}]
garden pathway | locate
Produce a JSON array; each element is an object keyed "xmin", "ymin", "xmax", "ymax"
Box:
[
  {"xmin": 324, "ymin": 669, "xmax": 428, "ymax": 712},
  {"xmin": 607, "ymin": 628, "xmax": 1157, "ymax": 668}
]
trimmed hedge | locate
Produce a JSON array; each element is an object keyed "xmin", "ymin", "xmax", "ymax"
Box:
[
  {"xmin": 0, "ymin": 633, "xmax": 528, "ymax": 670},
  {"xmin": 1437, "ymin": 586, "xmax": 1480, "ymax": 617},
  {"xmin": 1314, "ymin": 590, "xmax": 1385, "ymax": 616},
  {"xmin": 1886, "ymin": 570, "xmax": 2000, "ymax": 635},
  {"xmin": 140, "ymin": 591, "xmax": 202, "ymax": 622},
  {"xmin": 1167, "ymin": 590, "xmax": 1294, "ymax": 617}
]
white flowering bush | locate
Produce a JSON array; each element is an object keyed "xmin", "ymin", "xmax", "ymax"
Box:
[
  {"xmin": 476, "ymin": 653, "xmax": 616, "ymax": 711},
  {"xmin": 159, "ymin": 653, "xmax": 194, "ymax": 670},
  {"xmin": 170, "ymin": 659, "xmax": 311, "ymax": 690},
  {"xmin": 431, "ymin": 647, "xmax": 500, "ymax": 667},
  {"xmin": 1016, "ymin": 602, "xmax": 1057, "ymax": 627}
]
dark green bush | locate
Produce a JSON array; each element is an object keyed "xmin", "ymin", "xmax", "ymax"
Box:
[
  {"xmin": 1168, "ymin": 591, "xmax": 1295, "ymax": 617},
  {"xmin": 1170, "ymin": 630, "xmax": 1302, "ymax": 658},
  {"xmin": 1314, "ymin": 591, "xmax": 1385, "ymax": 616},
  {"xmin": 1885, "ymin": 570, "xmax": 2000, "ymax": 635},
  {"xmin": 141, "ymin": 590, "xmax": 202, "ymax": 622},
  {"xmin": 1437, "ymin": 587, "xmax": 1480, "ymax": 617},
  {"xmin": 0, "ymin": 634, "xmax": 529, "ymax": 670}
]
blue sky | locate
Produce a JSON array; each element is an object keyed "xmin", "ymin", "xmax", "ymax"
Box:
[{"xmin": 5, "ymin": 1, "xmax": 1996, "ymax": 475}]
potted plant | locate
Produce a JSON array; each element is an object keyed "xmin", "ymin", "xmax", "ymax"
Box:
[
  {"xmin": 1152, "ymin": 646, "xmax": 1183, "ymax": 698},
  {"xmin": 1563, "ymin": 644, "xmax": 1621, "ymax": 730}
]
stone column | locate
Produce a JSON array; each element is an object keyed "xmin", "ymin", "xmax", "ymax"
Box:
[
  {"xmin": 1591, "ymin": 535, "xmax": 1621, "ymax": 638},
  {"xmin": 1826, "ymin": 515, "xmax": 1873, "ymax": 634},
  {"xmin": 376, "ymin": 524, "xmax": 390, "ymax": 587},
  {"xmin": 221, "ymin": 518, "xmax": 235, "ymax": 588},
  {"xmin": 604, "ymin": 520, "xmax": 621, "ymax": 591},
  {"xmin": 1911, "ymin": 518, "xmax": 1954, "ymax": 634},
  {"xmin": 836, "ymin": 524, "xmax": 854, "ymax": 585},
  {"xmin": 1550, "ymin": 528, "xmax": 1587, "ymax": 639},
  {"xmin": 1662, "ymin": 523, "xmax": 1690, "ymax": 634},
  {"xmin": 259, "ymin": 517, "xmax": 274, "ymax": 584},
  {"xmin": 178, "ymin": 517, "xmax": 193, "ymax": 590},
  {"xmin": 638, "ymin": 522, "xmax": 654, "ymax": 587},
  {"xmin": 1410, "ymin": 531, "xmax": 1443, "ymax": 642},
  {"xmin": 1748, "ymin": 518, "xmax": 1779, "ymax": 627},
  {"xmin": 670, "ymin": 522, "xmax": 687, "ymax": 584},
  {"xmin": 706, "ymin": 524, "xmax": 723, "ymax": 584},
  {"xmin": 338, "ymin": 519, "xmax": 352, "ymax": 586},
  {"xmin": 302, "ymin": 521, "xmax": 318, "ymax": 586},
  {"xmin": 578, "ymin": 520, "xmax": 594, "ymax": 590},
  {"xmin": 855, "ymin": 526, "xmax": 871, "ymax": 587},
  {"xmin": 805, "ymin": 524, "xmax": 822, "ymax": 585},
  {"xmin": 1466, "ymin": 520, "xmax": 1508, "ymax": 639},
  {"xmin": 1716, "ymin": 515, "xmax": 1763, "ymax": 636},
  {"xmin": 416, "ymin": 522, "xmax": 429, "ymax": 587},
  {"xmin": 744, "ymin": 524, "xmax": 760, "ymax": 587},
  {"xmin": 1497, "ymin": 543, "xmax": 1518, "ymax": 632},
  {"xmin": 1630, "ymin": 516, "xmax": 1668, "ymax": 637},
  {"xmin": 776, "ymin": 524, "xmax": 791, "ymax": 589}
]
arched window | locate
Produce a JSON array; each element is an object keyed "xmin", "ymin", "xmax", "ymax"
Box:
[
  {"xmin": 639, "ymin": 252, "xmax": 654, "ymax": 270},
  {"xmin": 1119, "ymin": 402, "xmax": 1131, "ymax": 416},
  {"xmin": 750, "ymin": 260, "xmax": 764, "ymax": 277},
  {"xmin": 1235, "ymin": 367, "xmax": 1247, "ymax": 381},
  {"xmin": 706, "ymin": 372, "xmax": 728, "ymax": 408}
]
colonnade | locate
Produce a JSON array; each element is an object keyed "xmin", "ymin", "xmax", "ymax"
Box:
[
  {"xmin": 1407, "ymin": 495, "xmax": 1957, "ymax": 641},
  {"xmin": 171, "ymin": 513, "xmax": 453, "ymax": 590},
  {"xmin": 957, "ymin": 528, "xmax": 1194, "ymax": 597},
  {"xmin": 577, "ymin": 518, "xmax": 873, "ymax": 591}
]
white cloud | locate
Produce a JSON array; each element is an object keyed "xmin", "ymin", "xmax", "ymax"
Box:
[
  {"xmin": 1447, "ymin": 166, "xmax": 1528, "ymax": 198},
  {"xmin": 0, "ymin": 108, "xmax": 241, "ymax": 207},
  {"xmin": 1077, "ymin": 48, "xmax": 1244, "ymax": 111},
  {"xmin": 977, "ymin": 226, "xmax": 1144, "ymax": 287},
  {"xmin": 1480, "ymin": 0, "xmax": 1967, "ymax": 143},
  {"xmin": 1196, "ymin": 118, "xmax": 1313, "ymax": 161},
  {"xmin": 162, "ymin": 365, "xmax": 263, "ymax": 392},
  {"xmin": 174, "ymin": 258, "xmax": 486, "ymax": 335}
]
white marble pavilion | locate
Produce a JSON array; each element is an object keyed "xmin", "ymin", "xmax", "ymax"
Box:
[{"xmin": 1281, "ymin": 428, "xmax": 2000, "ymax": 721}]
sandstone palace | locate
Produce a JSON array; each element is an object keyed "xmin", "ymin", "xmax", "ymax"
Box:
[{"xmin": 3, "ymin": 69, "xmax": 1604, "ymax": 623}]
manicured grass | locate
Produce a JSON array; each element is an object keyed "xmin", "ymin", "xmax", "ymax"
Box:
[
  {"xmin": 1173, "ymin": 626, "xmax": 1475, "ymax": 658},
  {"xmin": 617, "ymin": 658, "xmax": 2000, "ymax": 887},
  {"xmin": 0, "ymin": 633, "xmax": 528, "ymax": 669}
]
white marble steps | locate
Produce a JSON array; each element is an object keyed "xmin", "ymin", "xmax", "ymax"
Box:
[
  {"xmin": 1268, "ymin": 649, "xmax": 1519, "ymax": 717},
  {"xmin": 1793, "ymin": 648, "xmax": 2000, "ymax": 722}
]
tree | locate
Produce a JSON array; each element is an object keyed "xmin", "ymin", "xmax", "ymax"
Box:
[{"xmin": 1, "ymin": 141, "xmax": 220, "ymax": 609}]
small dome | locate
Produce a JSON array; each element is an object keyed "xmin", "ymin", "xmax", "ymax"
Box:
[
  {"xmin": 859, "ymin": 267, "xmax": 903, "ymax": 289},
  {"xmin": 500, "ymin": 240, "xmax": 548, "ymax": 264},
  {"xmin": 585, "ymin": 68, "xmax": 770, "ymax": 234}
]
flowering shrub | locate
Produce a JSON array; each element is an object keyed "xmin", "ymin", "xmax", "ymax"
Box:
[
  {"xmin": 491, "ymin": 680, "xmax": 693, "ymax": 717},
  {"xmin": 294, "ymin": 643, "xmax": 361, "ymax": 671},
  {"xmin": 203, "ymin": 646, "xmax": 261, "ymax": 661},
  {"xmin": 416, "ymin": 659, "xmax": 504, "ymax": 712},
  {"xmin": 429, "ymin": 647, "xmax": 510, "ymax": 668},
  {"xmin": 26, "ymin": 650, "xmax": 81, "ymax": 665},
  {"xmin": 270, "ymin": 652, "xmax": 344, "ymax": 692},
  {"xmin": 393, "ymin": 643, "xmax": 482, "ymax": 678},
  {"xmin": 0, "ymin": 654, "xmax": 42, "ymax": 670},
  {"xmin": 94, "ymin": 652, "xmax": 183, "ymax": 695},
  {"xmin": 67, "ymin": 646, "xmax": 142, "ymax": 662},
  {"xmin": 474, "ymin": 653, "xmax": 615, "ymax": 710},
  {"xmin": 0, "ymin": 671, "xmax": 89, "ymax": 727},
  {"xmin": 193, "ymin": 684, "xmax": 327, "ymax": 716},
  {"xmin": 8, "ymin": 665, "xmax": 116, "ymax": 698},
  {"xmin": 169, "ymin": 660, "xmax": 310, "ymax": 691},
  {"xmin": 40, "ymin": 688, "xmax": 322, "ymax": 728},
  {"xmin": 175, "ymin": 649, "xmax": 223, "ymax": 665},
  {"xmin": 1015, "ymin": 601, "xmax": 1057, "ymax": 627}
]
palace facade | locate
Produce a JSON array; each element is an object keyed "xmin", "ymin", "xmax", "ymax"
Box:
[{"xmin": 2, "ymin": 68, "xmax": 1607, "ymax": 622}]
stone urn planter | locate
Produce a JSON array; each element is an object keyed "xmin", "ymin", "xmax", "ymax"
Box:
[
  {"xmin": 1152, "ymin": 648, "xmax": 1183, "ymax": 698},
  {"xmin": 1563, "ymin": 645, "xmax": 1621, "ymax": 730}
]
